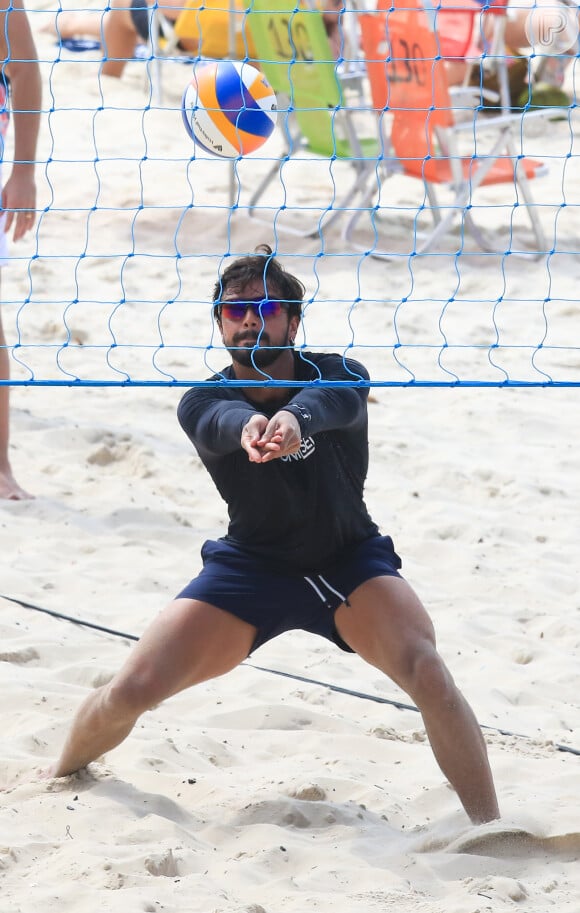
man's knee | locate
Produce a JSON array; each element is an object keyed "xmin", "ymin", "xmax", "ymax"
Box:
[
  {"xmin": 103, "ymin": 3, "xmax": 138, "ymax": 45},
  {"xmin": 404, "ymin": 645, "xmax": 457, "ymax": 707},
  {"xmin": 104, "ymin": 670, "xmax": 161, "ymax": 720}
]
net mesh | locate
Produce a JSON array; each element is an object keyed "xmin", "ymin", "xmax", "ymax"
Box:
[{"xmin": 2, "ymin": 1, "xmax": 579, "ymax": 388}]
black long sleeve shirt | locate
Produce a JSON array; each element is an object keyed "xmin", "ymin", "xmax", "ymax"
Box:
[{"xmin": 177, "ymin": 352, "xmax": 380, "ymax": 573}]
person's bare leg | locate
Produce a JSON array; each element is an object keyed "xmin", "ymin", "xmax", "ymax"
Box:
[
  {"xmin": 335, "ymin": 576, "xmax": 500, "ymax": 824},
  {"xmin": 47, "ymin": 598, "xmax": 257, "ymax": 777},
  {"xmin": 0, "ymin": 300, "xmax": 32, "ymax": 500},
  {"xmin": 40, "ymin": 2, "xmax": 137, "ymax": 77},
  {"xmin": 101, "ymin": 3, "xmax": 141, "ymax": 79}
]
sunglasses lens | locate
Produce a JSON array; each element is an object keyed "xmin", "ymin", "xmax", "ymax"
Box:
[
  {"xmin": 221, "ymin": 302, "xmax": 247, "ymax": 321},
  {"xmin": 260, "ymin": 300, "xmax": 283, "ymax": 317},
  {"xmin": 220, "ymin": 299, "xmax": 284, "ymax": 320}
]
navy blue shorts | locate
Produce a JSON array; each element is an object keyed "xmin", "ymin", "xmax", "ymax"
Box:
[
  {"xmin": 176, "ymin": 535, "xmax": 402, "ymax": 655},
  {"xmin": 131, "ymin": 0, "xmax": 150, "ymax": 41}
]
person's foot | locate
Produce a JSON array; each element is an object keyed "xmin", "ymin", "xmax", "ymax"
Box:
[
  {"xmin": 39, "ymin": 11, "xmax": 95, "ymax": 41},
  {"xmin": 0, "ymin": 467, "xmax": 33, "ymax": 500}
]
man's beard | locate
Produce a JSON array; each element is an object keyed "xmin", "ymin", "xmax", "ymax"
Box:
[{"xmin": 229, "ymin": 332, "xmax": 290, "ymax": 369}]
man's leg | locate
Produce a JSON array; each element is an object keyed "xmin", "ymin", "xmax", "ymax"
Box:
[
  {"xmin": 101, "ymin": 1, "xmax": 141, "ymax": 78},
  {"xmin": 41, "ymin": 3, "xmax": 151, "ymax": 80},
  {"xmin": 0, "ymin": 300, "xmax": 31, "ymax": 500},
  {"xmin": 48, "ymin": 598, "xmax": 257, "ymax": 777},
  {"xmin": 334, "ymin": 576, "xmax": 499, "ymax": 824}
]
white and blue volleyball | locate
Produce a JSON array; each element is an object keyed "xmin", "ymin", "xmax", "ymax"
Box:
[{"xmin": 182, "ymin": 60, "xmax": 277, "ymax": 158}]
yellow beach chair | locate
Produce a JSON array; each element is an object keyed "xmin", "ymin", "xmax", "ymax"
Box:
[{"xmin": 151, "ymin": 0, "xmax": 256, "ymax": 102}]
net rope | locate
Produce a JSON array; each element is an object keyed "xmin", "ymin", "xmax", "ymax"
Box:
[{"xmin": 1, "ymin": 1, "xmax": 579, "ymax": 388}]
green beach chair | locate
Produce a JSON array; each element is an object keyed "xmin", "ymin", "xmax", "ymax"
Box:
[{"xmin": 245, "ymin": 0, "xmax": 382, "ymax": 237}]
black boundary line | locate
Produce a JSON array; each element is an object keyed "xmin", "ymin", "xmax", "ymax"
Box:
[{"xmin": 2, "ymin": 592, "xmax": 578, "ymax": 757}]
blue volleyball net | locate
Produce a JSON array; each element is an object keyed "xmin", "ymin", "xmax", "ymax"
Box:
[{"xmin": 2, "ymin": 0, "xmax": 579, "ymax": 388}]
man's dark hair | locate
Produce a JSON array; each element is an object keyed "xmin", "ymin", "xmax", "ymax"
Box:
[{"xmin": 212, "ymin": 244, "xmax": 305, "ymax": 320}]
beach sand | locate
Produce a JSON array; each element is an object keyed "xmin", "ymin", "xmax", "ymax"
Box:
[{"xmin": 1, "ymin": 8, "xmax": 579, "ymax": 912}]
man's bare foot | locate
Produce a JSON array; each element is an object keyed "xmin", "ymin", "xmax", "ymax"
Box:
[
  {"xmin": 40, "ymin": 764, "xmax": 98, "ymax": 783},
  {"xmin": 0, "ymin": 467, "xmax": 33, "ymax": 500}
]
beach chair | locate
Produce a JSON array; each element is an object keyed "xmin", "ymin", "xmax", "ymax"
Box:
[
  {"xmin": 150, "ymin": 0, "xmax": 256, "ymax": 103},
  {"xmin": 244, "ymin": 0, "xmax": 381, "ymax": 237},
  {"xmin": 431, "ymin": 0, "xmax": 570, "ymax": 114},
  {"xmin": 430, "ymin": 0, "xmax": 517, "ymax": 113},
  {"xmin": 351, "ymin": 0, "xmax": 548, "ymax": 256}
]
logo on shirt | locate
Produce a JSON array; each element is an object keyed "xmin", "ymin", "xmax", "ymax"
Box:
[{"xmin": 281, "ymin": 436, "xmax": 315, "ymax": 462}]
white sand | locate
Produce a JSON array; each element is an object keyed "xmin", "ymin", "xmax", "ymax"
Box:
[{"xmin": 1, "ymin": 9, "xmax": 579, "ymax": 912}]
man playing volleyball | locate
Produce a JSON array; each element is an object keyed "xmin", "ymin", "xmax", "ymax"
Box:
[{"xmin": 48, "ymin": 245, "xmax": 499, "ymax": 825}]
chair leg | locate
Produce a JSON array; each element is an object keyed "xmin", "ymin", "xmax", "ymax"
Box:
[
  {"xmin": 413, "ymin": 201, "xmax": 469, "ymax": 254},
  {"xmin": 450, "ymin": 128, "xmax": 547, "ymax": 257},
  {"xmin": 149, "ymin": 9, "xmax": 164, "ymax": 105},
  {"xmin": 247, "ymin": 158, "xmax": 286, "ymax": 215},
  {"xmin": 459, "ymin": 135, "xmax": 548, "ymax": 257},
  {"xmin": 512, "ymin": 156, "xmax": 548, "ymax": 256},
  {"xmin": 318, "ymin": 164, "xmax": 376, "ymax": 237},
  {"xmin": 247, "ymin": 114, "xmax": 296, "ymax": 220},
  {"xmin": 360, "ymin": 180, "xmax": 476, "ymax": 258},
  {"xmin": 463, "ymin": 210, "xmax": 495, "ymax": 251},
  {"xmin": 343, "ymin": 163, "xmax": 396, "ymax": 249},
  {"xmin": 246, "ymin": 154, "xmax": 324, "ymax": 238},
  {"xmin": 248, "ymin": 148, "xmax": 375, "ymax": 241},
  {"xmin": 304, "ymin": 164, "xmax": 379, "ymax": 240},
  {"xmin": 424, "ymin": 182, "xmax": 442, "ymax": 226},
  {"xmin": 148, "ymin": 8, "xmax": 185, "ymax": 105}
]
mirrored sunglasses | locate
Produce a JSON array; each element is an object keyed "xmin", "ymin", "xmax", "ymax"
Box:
[{"xmin": 217, "ymin": 298, "xmax": 289, "ymax": 321}]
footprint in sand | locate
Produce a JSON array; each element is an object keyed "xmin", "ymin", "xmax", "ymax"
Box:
[
  {"xmin": 446, "ymin": 825, "xmax": 580, "ymax": 862},
  {"xmin": 0, "ymin": 647, "xmax": 39, "ymax": 664},
  {"xmin": 288, "ymin": 783, "xmax": 327, "ymax": 801},
  {"xmin": 144, "ymin": 848, "xmax": 181, "ymax": 877}
]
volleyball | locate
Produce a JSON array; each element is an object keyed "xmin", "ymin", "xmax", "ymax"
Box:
[{"xmin": 181, "ymin": 60, "xmax": 277, "ymax": 159}]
